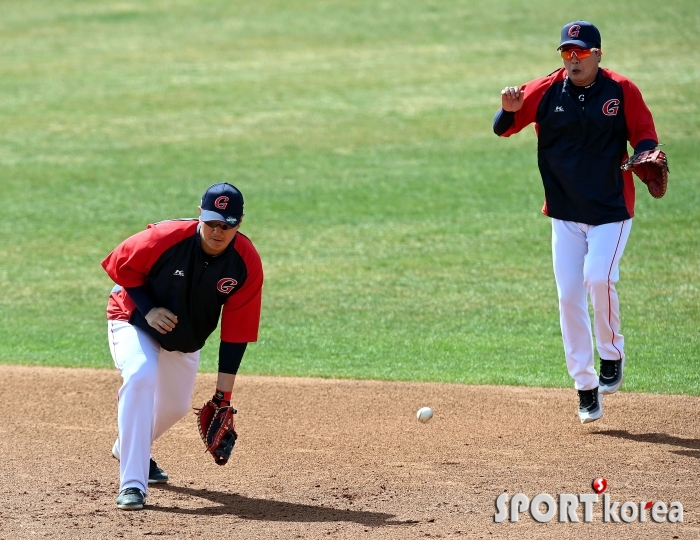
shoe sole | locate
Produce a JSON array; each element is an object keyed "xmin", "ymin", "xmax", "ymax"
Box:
[
  {"xmin": 599, "ymin": 358, "xmax": 625, "ymax": 395},
  {"xmin": 579, "ymin": 393, "xmax": 603, "ymax": 424},
  {"xmin": 580, "ymin": 410, "xmax": 603, "ymax": 424},
  {"xmin": 148, "ymin": 477, "xmax": 168, "ymax": 485},
  {"xmin": 117, "ymin": 502, "xmax": 144, "ymax": 510}
]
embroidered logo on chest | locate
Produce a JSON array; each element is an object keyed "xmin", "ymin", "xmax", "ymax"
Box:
[
  {"xmin": 602, "ymin": 99, "xmax": 620, "ymax": 116},
  {"xmin": 217, "ymin": 278, "xmax": 238, "ymax": 294}
]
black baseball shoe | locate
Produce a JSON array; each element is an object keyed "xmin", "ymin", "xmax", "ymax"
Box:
[
  {"xmin": 149, "ymin": 458, "xmax": 169, "ymax": 484},
  {"xmin": 599, "ymin": 358, "xmax": 625, "ymax": 395},
  {"xmin": 112, "ymin": 443, "xmax": 169, "ymax": 485},
  {"xmin": 578, "ymin": 387, "xmax": 603, "ymax": 424},
  {"xmin": 116, "ymin": 487, "xmax": 145, "ymax": 510}
]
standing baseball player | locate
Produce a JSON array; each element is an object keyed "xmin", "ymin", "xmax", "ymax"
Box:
[
  {"xmin": 102, "ymin": 182, "xmax": 263, "ymax": 509},
  {"xmin": 494, "ymin": 21, "xmax": 667, "ymax": 423}
]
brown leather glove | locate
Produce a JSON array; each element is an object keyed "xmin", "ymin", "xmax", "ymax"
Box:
[
  {"xmin": 621, "ymin": 149, "xmax": 669, "ymax": 199},
  {"xmin": 194, "ymin": 400, "xmax": 238, "ymax": 466}
]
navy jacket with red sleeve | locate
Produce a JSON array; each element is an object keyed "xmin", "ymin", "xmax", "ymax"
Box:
[
  {"xmin": 497, "ymin": 67, "xmax": 658, "ymax": 225},
  {"xmin": 102, "ymin": 219, "xmax": 263, "ymax": 353}
]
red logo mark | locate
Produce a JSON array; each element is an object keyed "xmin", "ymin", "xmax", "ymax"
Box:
[
  {"xmin": 592, "ymin": 477, "xmax": 607, "ymax": 494},
  {"xmin": 214, "ymin": 196, "xmax": 229, "ymax": 209},
  {"xmin": 217, "ymin": 278, "xmax": 238, "ymax": 294},
  {"xmin": 568, "ymin": 25, "xmax": 581, "ymax": 38},
  {"xmin": 645, "ymin": 501, "xmax": 654, "ymax": 510},
  {"xmin": 602, "ymin": 99, "xmax": 620, "ymax": 116}
]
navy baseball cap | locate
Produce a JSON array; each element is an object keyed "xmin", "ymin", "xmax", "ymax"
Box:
[
  {"xmin": 200, "ymin": 183, "xmax": 244, "ymax": 227},
  {"xmin": 558, "ymin": 21, "xmax": 601, "ymax": 50}
]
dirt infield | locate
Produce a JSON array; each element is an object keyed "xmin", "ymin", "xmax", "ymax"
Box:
[{"xmin": 0, "ymin": 365, "xmax": 698, "ymax": 539}]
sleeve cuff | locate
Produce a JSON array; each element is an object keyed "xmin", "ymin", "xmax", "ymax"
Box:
[
  {"xmin": 218, "ymin": 342, "xmax": 248, "ymax": 374},
  {"xmin": 125, "ymin": 285, "xmax": 156, "ymax": 316},
  {"xmin": 634, "ymin": 139, "xmax": 658, "ymax": 154}
]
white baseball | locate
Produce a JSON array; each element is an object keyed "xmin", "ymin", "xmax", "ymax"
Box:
[{"xmin": 416, "ymin": 407, "xmax": 433, "ymax": 423}]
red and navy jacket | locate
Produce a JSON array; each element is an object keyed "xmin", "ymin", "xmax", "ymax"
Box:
[
  {"xmin": 102, "ymin": 219, "xmax": 263, "ymax": 353},
  {"xmin": 496, "ymin": 68, "xmax": 658, "ymax": 225}
]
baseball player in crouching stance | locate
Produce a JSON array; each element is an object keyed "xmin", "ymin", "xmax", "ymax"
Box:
[
  {"xmin": 102, "ymin": 183, "xmax": 263, "ymax": 509},
  {"xmin": 494, "ymin": 21, "xmax": 668, "ymax": 423}
]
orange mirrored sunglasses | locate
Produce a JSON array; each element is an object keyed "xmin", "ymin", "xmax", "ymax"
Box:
[{"xmin": 560, "ymin": 48, "xmax": 599, "ymax": 61}]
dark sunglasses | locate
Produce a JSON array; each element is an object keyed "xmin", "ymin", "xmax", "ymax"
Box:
[{"xmin": 202, "ymin": 220, "xmax": 236, "ymax": 231}]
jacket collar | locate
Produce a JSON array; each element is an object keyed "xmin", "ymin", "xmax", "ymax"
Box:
[{"xmin": 563, "ymin": 67, "xmax": 602, "ymax": 94}]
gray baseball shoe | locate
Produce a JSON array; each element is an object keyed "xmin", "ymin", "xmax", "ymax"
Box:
[
  {"xmin": 578, "ymin": 387, "xmax": 603, "ymax": 424},
  {"xmin": 599, "ymin": 358, "xmax": 625, "ymax": 395},
  {"xmin": 116, "ymin": 487, "xmax": 145, "ymax": 510}
]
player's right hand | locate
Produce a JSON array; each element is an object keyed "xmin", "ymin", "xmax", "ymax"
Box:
[
  {"xmin": 145, "ymin": 307, "xmax": 178, "ymax": 334},
  {"xmin": 501, "ymin": 86, "xmax": 524, "ymax": 112}
]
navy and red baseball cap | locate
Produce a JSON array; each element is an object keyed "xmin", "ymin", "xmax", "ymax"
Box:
[
  {"xmin": 200, "ymin": 182, "xmax": 244, "ymax": 226},
  {"xmin": 558, "ymin": 21, "xmax": 601, "ymax": 50}
]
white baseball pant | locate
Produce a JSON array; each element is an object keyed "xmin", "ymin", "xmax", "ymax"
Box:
[
  {"xmin": 107, "ymin": 320, "xmax": 200, "ymax": 493},
  {"xmin": 551, "ymin": 218, "xmax": 632, "ymax": 391}
]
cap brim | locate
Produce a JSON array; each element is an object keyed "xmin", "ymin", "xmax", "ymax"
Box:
[
  {"xmin": 558, "ymin": 39, "xmax": 598, "ymax": 50},
  {"xmin": 200, "ymin": 209, "xmax": 241, "ymax": 226}
]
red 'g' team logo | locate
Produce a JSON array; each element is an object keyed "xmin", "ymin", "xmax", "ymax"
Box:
[
  {"xmin": 217, "ymin": 278, "xmax": 238, "ymax": 294},
  {"xmin": 214, "ymin": 196, "xmax": 229, "ymax": 209},
  {"xmin": 602, "ymin": 99, "xmax": 620, "ymax": 116},
  {"xmin": 568, "ymin": 25, "xmax": 581, "ymax": 38}
]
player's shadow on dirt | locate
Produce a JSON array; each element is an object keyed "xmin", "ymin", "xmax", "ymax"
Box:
[
  {"xmin": 148, "ymin": 484, "xmax": 418, "ymax": 526},
  {"xmin": 598, "ymin": 430, "xmax": 700, "ymax": 459}
]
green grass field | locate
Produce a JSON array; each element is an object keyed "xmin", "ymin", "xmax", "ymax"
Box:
[{"xmin": 1, "ymin": 0, "xmax": 698, "ymax": 394}]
